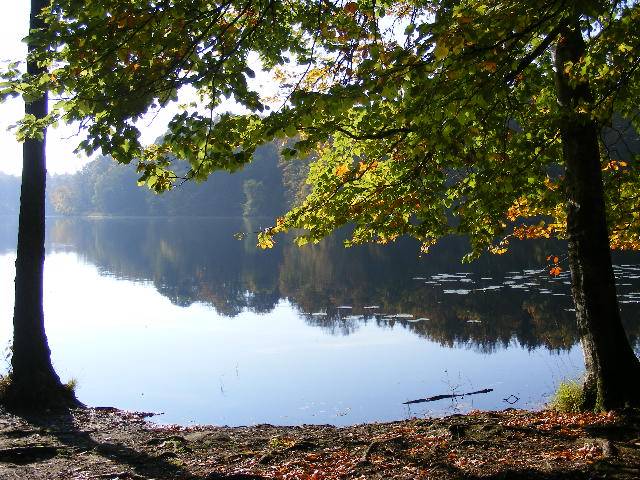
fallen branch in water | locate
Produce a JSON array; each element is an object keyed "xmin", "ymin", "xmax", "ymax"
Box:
[{"xmin": 403, "ymin": 388, "xmax": 493, "ymax": 405}]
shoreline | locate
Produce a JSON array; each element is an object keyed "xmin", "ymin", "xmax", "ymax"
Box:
[{"xmin": 1, "ymin": 406, "xmax": 638, "ymax": 479}]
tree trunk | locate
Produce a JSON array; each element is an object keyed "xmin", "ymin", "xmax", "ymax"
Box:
[
  {"xmin": 554, "ymin": 18, "xmax": 640, "ymax": 410},
  {"xmin": 1, "ymin": 0, "xmax": 78, "ymax": 410}
]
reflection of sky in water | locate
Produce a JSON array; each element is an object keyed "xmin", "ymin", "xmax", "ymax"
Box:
[
  {"xmin": 0, "ymin": 251, "xmax": 585, "ymax": 426},
  {"xmin": 0, "ymin": 216, "xmax": 639, "ymax": 426},
  {"xmin": 417, "ymin": 265, "xmax": 640, "ymax": 306}
]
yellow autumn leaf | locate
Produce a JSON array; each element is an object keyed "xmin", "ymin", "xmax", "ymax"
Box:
[
  {"xmin": 334, "ymin": 164, "xmax": 349, "ymax": 177},
  {"xmin": 544, "ymin": 177, "xmax": 559, "ymax": 191},
  {"xmin": 257, "ymin": 233, "xmax": 275, "ymax": 249}
]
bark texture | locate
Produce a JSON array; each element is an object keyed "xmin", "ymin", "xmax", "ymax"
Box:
[
  {"xmin": 554, "ymin": 18, "xmax": 640, "ymax": 410},
  {"xmin": 1, "ymin": 0, "xmax": 79, "ymax": 411}
]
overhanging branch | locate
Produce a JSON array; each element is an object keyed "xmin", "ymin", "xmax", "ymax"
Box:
[{"xmin": 505, "ymin": 18, "xmax": 569, "ymax": 86}]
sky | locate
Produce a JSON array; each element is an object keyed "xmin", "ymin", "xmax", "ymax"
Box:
[{"xmin": 0, "ymin": 2, "xmax": 90, "ymax": 176}]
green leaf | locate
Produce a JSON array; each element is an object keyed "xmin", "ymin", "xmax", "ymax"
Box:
[{"xmin": 434, "ymin": 44, "xmax": 449, "ymax": 61}]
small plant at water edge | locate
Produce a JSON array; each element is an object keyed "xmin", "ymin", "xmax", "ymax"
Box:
[
  {"xmin": 64, "ymin": 378, "xmax": 78, "ymax": 394},
  {"xmin": 550, "ymin": 380, "xmax": 585, "ymax": 413}
]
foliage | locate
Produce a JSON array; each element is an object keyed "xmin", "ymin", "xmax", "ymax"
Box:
[
  {"xmin": 2, "ymin": 1, "xmax": 638, "ymax": 257},
  {"xmin": 255, "ymin": 0, "xmax": 640, "ymax": 255},
  {"xmin": 42, "ymin": 143, "xmax": 290, "ymax": 217},
  {"xmin": 2, "ymin": 0, "xmax": 315, "ymax": 186},
  {"xmin": 242, "ymin": 179, "xmax": 266, "ymax": 216},
  {"xmin": 4, "ymin": 144, "xmax": 304, "ymax": 218},
  {"xmin": 2, "ymin": 0, "xmax": 638, "ymax": 414},
  {"xmin": 549, "ymin": 380, "xmax": 586, "ymax": 413}
]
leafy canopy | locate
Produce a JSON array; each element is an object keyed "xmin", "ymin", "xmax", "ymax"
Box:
[{"xmin": 2, "ymin": 0, "xmax": 639, "ymax": 256}]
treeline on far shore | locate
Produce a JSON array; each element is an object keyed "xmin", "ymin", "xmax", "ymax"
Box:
[{"xmin": 0, "ymin": 142, "xmax": 310, "ymax": 218}]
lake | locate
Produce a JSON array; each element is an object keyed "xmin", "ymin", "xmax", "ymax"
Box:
[{"xmin": 1, "ymin": 217, "xmax": 639, "ymax": 426}]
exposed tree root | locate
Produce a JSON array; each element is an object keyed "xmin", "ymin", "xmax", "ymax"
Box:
[{"xmin": 0, "ymin": 373, "xmax": 83, "ymax": 413}]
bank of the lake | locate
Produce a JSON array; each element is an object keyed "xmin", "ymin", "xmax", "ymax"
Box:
[{"xmin": 1, "ymin": 406, "xmax": 639, "ymax": 479}]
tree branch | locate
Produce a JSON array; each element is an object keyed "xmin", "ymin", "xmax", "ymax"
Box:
[{"xmin": 505, "ymin": 18, "xmax": 568, "ymax": 86}]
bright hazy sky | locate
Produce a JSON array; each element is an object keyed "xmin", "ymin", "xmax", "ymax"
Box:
[{"xmin": 0, "ymin": 3, "xmax": 89, "ymax": 176}]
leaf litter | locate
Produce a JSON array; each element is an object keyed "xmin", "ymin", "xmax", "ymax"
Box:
[{"xmin": 1, "ymin": 406, "xmax": 639, "ymax": 479}]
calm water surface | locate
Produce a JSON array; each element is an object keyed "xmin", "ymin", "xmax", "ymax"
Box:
[{"xmin": 1, "ymin": 217, "xmax": 639, "ymax": 426}]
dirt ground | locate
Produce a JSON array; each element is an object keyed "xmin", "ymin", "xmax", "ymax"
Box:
[{"xmin": 0, "ymin": 406, "xmax": 639, "ymax": 479}]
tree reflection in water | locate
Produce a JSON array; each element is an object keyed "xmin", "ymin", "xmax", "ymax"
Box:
[{"xmin": 44, "ymin": 217, "xmax": 640, "ymax": 354}]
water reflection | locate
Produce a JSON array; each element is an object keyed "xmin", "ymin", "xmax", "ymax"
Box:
[
  {"xmin": 46, "ymin": 217, "xmax": 640, "ymax": 353},
  {"xmin": 2, "ymin": 216, "xmax": 639, "ymax": 425},
  {"xmin": 0, "ymin": 216, "xmax": 18, "ymax": 254}
]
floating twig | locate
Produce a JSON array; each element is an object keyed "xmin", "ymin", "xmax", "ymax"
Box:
[{"xmin": 403, "ymin": 388, "xmax": 493, "ymax": 405}]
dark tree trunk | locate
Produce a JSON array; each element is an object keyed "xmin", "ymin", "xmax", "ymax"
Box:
[
  {"xmin": 554, "ymin": 19, "xmax": 640, "ymax": 410},
  {"xmin": 1, "ymin": 0, "xmax": 78, "ymax": 410}
]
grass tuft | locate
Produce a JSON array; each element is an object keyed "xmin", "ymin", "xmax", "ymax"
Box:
[
  {"xmin": 550, "ymin": 380, "xmax": 585, "ymax": 413},
  {"xmin": 64, "ymin": 378, "xmax": 78, "ymax": 394},
  {"xmin": 0, "ymin": 375, "xmax": 10, "ymax": 398}
]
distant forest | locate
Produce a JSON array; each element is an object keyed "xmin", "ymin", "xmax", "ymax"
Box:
[
  {"xmin": 0, "ymin": 143, "xmax": 310, "ymax": 217},
  {"xmin": 2, "ymin": 120, "xmax": 636, "ymax": 218}
]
